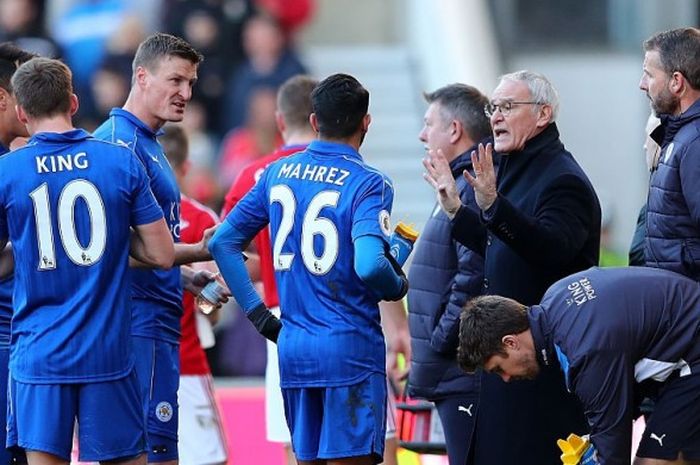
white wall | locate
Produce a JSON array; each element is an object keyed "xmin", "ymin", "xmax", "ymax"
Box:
[{"xmin": 405, "ymin": 0, "xmax": 502, "ymax": 94}]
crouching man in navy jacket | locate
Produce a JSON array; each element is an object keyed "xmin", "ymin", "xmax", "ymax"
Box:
[{"xmin": 457, "ymin": 266, "xmax": 700, "ymax": 465}]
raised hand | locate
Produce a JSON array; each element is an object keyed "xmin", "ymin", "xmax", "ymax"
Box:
[
  {"xmin": 422, "ymin": 149, "xmax": 462, "ymax": 218},
  {"xmin": 463, "ymin": 143, "xmax": 498, "ymax": 211}
]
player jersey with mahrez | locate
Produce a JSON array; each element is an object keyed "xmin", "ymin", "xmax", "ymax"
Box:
[
  {"xmin": 0, "ymin": 129, "xmax": 163, "ymax": 382},
  {"xmin": 94, "ymin": 108, "xmax": 183, "ymax": 342},
  {"xmin": 225, "ymin": 140, "xmax": 394, "ymax": 387}
]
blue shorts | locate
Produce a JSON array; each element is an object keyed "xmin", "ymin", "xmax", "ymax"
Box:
[
  {"xmin": 282, "ymin": 373, "xmax": 386, "ymax": 463},
  {"xmin": 0, "ymin": 345, "xmax": 25, "ymax": 464},
  {"xmin": 636, "ymin": 372, "xmax": 700, "ymax": 461},
  {"xmin": 133, "ymin": 336, "xmax": 180, "ymax": 462},
  {"xmin": 6, "ymin": 369, "xmax": 145, "ymax": 462}
]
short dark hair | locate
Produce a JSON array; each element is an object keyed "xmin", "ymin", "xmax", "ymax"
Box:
[
  {"xmin": 132, "ymin": 33, "xmax": 204, "ymax": 76},
  {"xmin": 160, "ymin": 124, "xmax": 189, "ymax": 169},
  {"xmin": 311, "ymin": 73, "xmax": 369, "ymax": 139},
  {"xmin": 644, "ymin": 27, "xmax": 700, "ymax": 90},
  {"xmin": 11, "ymin": 57, "xmax": 73, "ymax": 118},
  {"xmin": 278, "ymin": 75, "xmax": 318, "ymax": 130},
  {"xmin": 458, "ymin": 296, "xmax": 530, "ymax": 373},
  {"xmin": 423, "ymin": 84, "xmax": 491, "ymax": 142},
  {"xmin": 0, "ymin": 42, "xmax": 37, "ymax": 92}
]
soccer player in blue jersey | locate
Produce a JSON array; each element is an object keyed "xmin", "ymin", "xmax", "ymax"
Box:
[
  {"xmin": 0, "ymin": 42, "xmax": 35, "ymax": 465},
  {"xmin": 210, "ymin": 73, "xmax": 409, "ymax": 465},
  {"xmin": 0, "ymin": 57, "xmax": 174, "ymax": 465},
  {"xmin": 93, "ymin": 33, "xmax": 216, "ymax": 465}
]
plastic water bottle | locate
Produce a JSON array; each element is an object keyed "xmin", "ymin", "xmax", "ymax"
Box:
[
  {"xmin": 195, "ymin": 275, "xmax": 227, "ymax": 315},
  {"xmin": 390, "ymin": 222, "xmax": 420, "ymax": 266}
]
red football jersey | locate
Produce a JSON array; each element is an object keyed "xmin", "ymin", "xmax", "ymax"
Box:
[
  {"xmin": 179, "ymin": 195, "xmax": 219, "ymax": 375},
  {"xmin": 220, "ymin": 145, "xmax": 307, "ymax": 308}
]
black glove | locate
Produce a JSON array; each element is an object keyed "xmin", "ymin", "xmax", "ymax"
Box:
[
  {"xmin": 247, "ymin": 303, "xmax": 282, "ymax": 343},
  {"xmin": 384, "ymin": 247, "xmax": 409, "ymax": 301}
]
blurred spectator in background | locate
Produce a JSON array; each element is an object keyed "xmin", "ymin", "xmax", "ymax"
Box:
[
  {"xmin": 163, "ymin": 0, "xmax": 253, "ymax": 71},
  {"xmin": 179, "ymin": 8, "xmax": 229, "ymax": 138},
  {"xmin": 84, "ymin": 61, "xmax": 130, "ymax": 130},
  {"xmin": 180, "ymin": 98, "xmax": 222, "ymax": 208},
  {"xmin": 222, "ymin": 13, "xmax": 307, "ymax": 133},
  {"xmin": 100, "ymin": 15, "xmax": 148, "ymax": 78},
  {"xmin": 0, "ymin": 0, "xmax": 60, "ymax": 58},
  {"xmin": 75, "ymin": 15, "xmax": 148, "ymax": 127},
  {"xmin": 163, "ymin": 0, "xmax": 255, "ymax": 138},
  {"xmin": 52, "ymin": 0, "xmax": 128, "ymax": 119},
  {"xmin": 218, "ymin": 86, "xmax": 281, "ymax": 188},
  {"xmin": 255, "ymin": 0, "xmax": 315, "ymax": 38}
]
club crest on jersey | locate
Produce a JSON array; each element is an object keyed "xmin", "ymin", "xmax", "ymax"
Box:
[
  {"xmin": 663, "ymin": 143, "xmax": 675, "ymax": 164},
  {"xmin": 379, "ymin": 210, "xmax": 391, "ymax": 237},
  {"xmin": 155, "ymin": 401, "xmax": 173, "ymax": 422}
]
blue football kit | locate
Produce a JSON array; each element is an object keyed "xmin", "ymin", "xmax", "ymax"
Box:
[
  {"xmin": 94, "ymin": 108, "xmax": 183, "ymax": 342},
  {"xmin": 215, "ymin": 140, "xmax": 405, "ymax": 461},
  {"xmin": 532, "ymin": 266, "xmax": 700, "ymax": 464},
  {"xmin": 0, "ymin": 129, "xmax": 163, "ymax": 460},
  {"xmin": 94, "ymin": 108, "xmax": 183, "ymax": 461}
]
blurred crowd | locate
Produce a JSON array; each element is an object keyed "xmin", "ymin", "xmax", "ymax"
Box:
[{"xmin": 2, "ymin": 0, "xmax": 313, "ymax": 212}]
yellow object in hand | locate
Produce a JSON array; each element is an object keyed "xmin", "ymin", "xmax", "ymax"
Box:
[{"xmin": 557, "ymin": 433, "xmax": 589, "ymax": 464}]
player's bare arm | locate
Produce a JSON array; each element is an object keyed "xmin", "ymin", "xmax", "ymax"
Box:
[{"xmin": 130, "ymin": 218, "xmax": 175, "ymax": 268}]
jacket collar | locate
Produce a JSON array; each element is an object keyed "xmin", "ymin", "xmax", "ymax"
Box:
[
  {"xmin": 497, "ymin": 123, "xmax": 562, "ymax": 187},
  {"xmin": 653, "ymin": 98, "xmax": 700, "ymax": 147},
  {"xmin": 528, "ymin": 304, "xmax": 557, "ymax": 369},
  {"xmin": 109, "ymin": 107, "xmax": 164, "ymax": 138},
  {"xmin": 515, "ymin": 123, "xmax": 563, "ymax": 159},
  {"xmin": 449, "ymin": 137, "xmax": 497, "ymax": 176}
]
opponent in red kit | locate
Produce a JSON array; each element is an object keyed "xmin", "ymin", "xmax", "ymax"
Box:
[
  {"xmin": 161, "ymin": 125, "xmax": 228, "ymax": 465},
  {"xmin": 220, "ymin": 75, "xmax": 317, "ymax": 465}
]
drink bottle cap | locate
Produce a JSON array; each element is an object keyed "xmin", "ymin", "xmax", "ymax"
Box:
[{"xmin": 394, "ymin": 222, "xmax": 419, "ymax": 242}]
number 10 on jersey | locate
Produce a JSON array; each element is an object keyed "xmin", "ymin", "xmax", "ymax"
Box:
[{"xmin": 30, "ymin": 179, "xmax": 107, "ymax": 270}]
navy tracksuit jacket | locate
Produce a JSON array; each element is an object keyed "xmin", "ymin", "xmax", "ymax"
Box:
[{"xmin": 531, "ymin": 266, "xmax": 700, "ymax": 465}]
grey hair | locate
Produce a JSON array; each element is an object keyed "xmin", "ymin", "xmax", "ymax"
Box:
[{"xmin": 498, "ymin": 70, "xmax": 559, "ymax": 122}]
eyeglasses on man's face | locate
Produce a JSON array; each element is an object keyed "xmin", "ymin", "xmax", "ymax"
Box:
[{"xmin": 484, "ymin": 101, "xmax": 542, "ymax": 118}]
